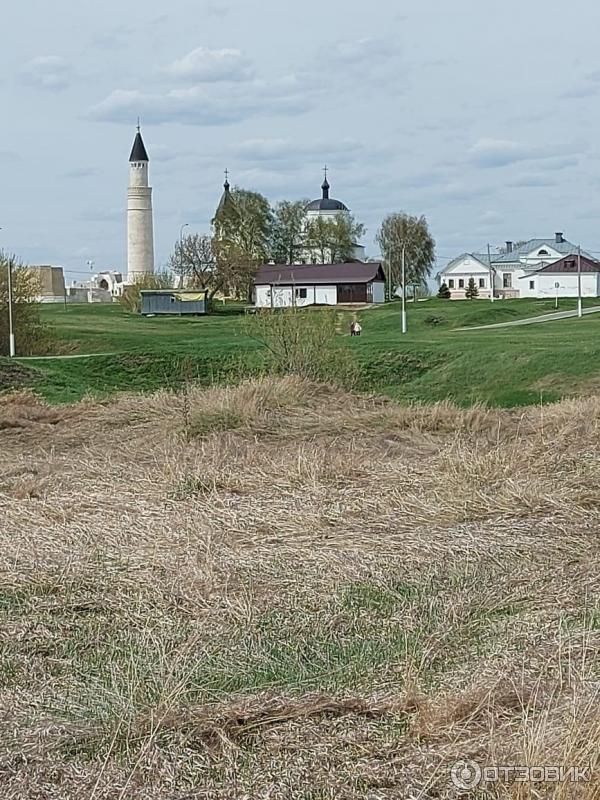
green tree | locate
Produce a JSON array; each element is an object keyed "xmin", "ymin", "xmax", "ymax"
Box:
[
  {"xmin": 465, "ymin": 277, "xmax": 479, "ymax": 299},
  {"xmin": 376, "ymin": 213, "xmax": 436, "ymax": 296},
  {"xmin": 437, "ymin": 281, "xmax": 451, "ymax": 299},
  {"xmin": 213, "ymin": 187, "xmax": 273, "ymax": 297},
  {"xmin": 304, "ymin": 213, "xmax": 365, "ymax": 263},
  {"xmin": 0, "ymin": 253, "xmax": 56, "ymax": 356},
  {"xmin": 271, "ymin": 200, "xmax": 307, "ymax": 264}
]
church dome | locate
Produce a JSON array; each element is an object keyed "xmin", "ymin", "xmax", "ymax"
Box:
[{"xmin": 305, "ymin": 175, "xmax": 349, "ymax": 212}]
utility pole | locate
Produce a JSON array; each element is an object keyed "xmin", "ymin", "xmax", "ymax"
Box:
[
  {"xmin": 577, "ymin": 245, "xmax": 583, "ymax": 318},
  {"xmin": 487, "ymin": 243, "xmax": 494, "ymax": 303},
  {"xmin": 401, "ymin": 245, "xmax": 407, "ymax": 334}
]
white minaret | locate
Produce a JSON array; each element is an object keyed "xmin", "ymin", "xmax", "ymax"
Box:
[{"xmin": 127, "ymin": 125, "xmax": 155, "ymax": 283}]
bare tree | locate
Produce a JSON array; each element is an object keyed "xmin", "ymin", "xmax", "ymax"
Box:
[{"xmin": 169, "ymin": 234, "xmax": 219, "ymax": 296}]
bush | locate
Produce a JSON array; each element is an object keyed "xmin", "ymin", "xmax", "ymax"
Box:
[
  {"xmin": 424, "ymin": 315, "xmax": 445, "ymax": 326},
  {"xmin": 437, "ymin": 282, "xmax": 451, "ymax": 299},
  {"xmin": 247, "ymin": 308, "xmax": 358, "ymax": 386},
  {"xmin": 465, "ymin": 278, "xmax": 479, "ymax": 300},
  {"xmin": 0, "ymin": 253, "xmax": 58, "ymax": 357}
]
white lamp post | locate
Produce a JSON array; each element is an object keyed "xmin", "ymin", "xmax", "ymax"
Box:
[
  {"xmin": 577, "ymin": 245, "xmax": 582, "ymax": 318},
  {"xmin": 401, "ymin": 245, "xmax": 407, "ymax": 334},
  {"xmin": 1, "ymin": 229, "xmax": 15, "ymax": 358}
]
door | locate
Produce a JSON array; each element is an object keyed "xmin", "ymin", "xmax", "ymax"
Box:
[{"xmin": 337, "ymin": 284, "xmax": 367, "ymax": 303}]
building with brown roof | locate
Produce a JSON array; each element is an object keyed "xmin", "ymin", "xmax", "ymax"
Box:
[{"xmin": 254, "ymin": 262, "xmax": 386, "ymax": 307}]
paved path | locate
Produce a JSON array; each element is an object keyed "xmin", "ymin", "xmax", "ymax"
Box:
[{"xmin": 458, "ymin": 305, "xmax": 600, "ymax": 331}]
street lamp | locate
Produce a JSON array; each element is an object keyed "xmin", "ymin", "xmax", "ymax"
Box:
[
  {"xmin": 179, "ymin": 224, "xmax": 190, "ymax": 288},
  {"xmin": 1, "ymin": 228, "xmax": 15, "ymax": 358},
  {"xmin": 401, "ymin": 245, "xmax": 407, "ymax": 334},
  {"xmin": 577, "ymin": 245, "xmax": 583, "ymax": 318}
]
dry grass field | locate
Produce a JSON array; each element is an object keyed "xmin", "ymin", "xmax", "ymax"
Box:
[{"xmin": 1, "ymin": 377, "xmax": 599, "ymax": 799}]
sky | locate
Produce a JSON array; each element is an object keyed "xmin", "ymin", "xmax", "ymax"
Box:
[{"xmin": 2, "ymin": 0, "xmax": 600, "ymax": 282}]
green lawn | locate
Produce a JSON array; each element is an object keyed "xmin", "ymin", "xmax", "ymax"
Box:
[{"xmin": 5, "ymin": 298, "xmax": 600, "ymax": 406}]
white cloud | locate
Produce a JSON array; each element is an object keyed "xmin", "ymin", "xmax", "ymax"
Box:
[
  {"xmin": 469, "ymin": 139, "xmax": 537, "ymax": 168},
  {"xmin": 233, "ymin": 137, "xmax": 363, "ymax": 165},
  {"xmin": 164, "ymin": 46, "xmax": 253, "ymax": 83},
  {"xmin": 20, "ymin": 56, "xmax": 72, "ymax": 91},
  {"xmin": 88, "ymin": 74, "xmax": 317, "ymax": 126},
  {"xmin": 507, "ymin": 174, "xmax": 556, "ymax": 188},
  {"xmin": 331, "ymin": 37, "xmax": 397, "ymax": 65},
  {"xmin": 479, "ymin": 210, "xmax": 503, "ymax": 225},
  {"xmin": 468, "ymin": 139, "xmax": 583, "ymax": 169}
]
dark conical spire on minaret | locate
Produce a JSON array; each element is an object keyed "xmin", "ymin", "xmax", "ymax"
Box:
[{"xmin": 129, "ymin": 121, "xmax": 149, "ymax": 162}]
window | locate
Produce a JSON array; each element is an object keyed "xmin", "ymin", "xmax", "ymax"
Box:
[
  {"xmin": 529, "ymin": 281, "xmax": 535, "ymax": 290},
  {"xmin": 503, "ymin": 273, "xmax": 512, "ymax": 288},
  {"xmin": 295, "ymin": 287, "xmax": 308, "ymax": 299},
  {"xmin": 538, "ymin": 249, "xmax": 549, "ymax": 256},
  {"xmin": 479, "ymin": 278, "xmax": 485, "ymax": 288},
  {"xmin": 458, "ymin": 279, "xmax": 465, "ymax": 288},
  {"xmin": 448, "ymin": 279, "xmax": 455, "ymax": 288},
  {"xmin": 565, "ymin": 260, "xmax": 576, "ymax": 270}
]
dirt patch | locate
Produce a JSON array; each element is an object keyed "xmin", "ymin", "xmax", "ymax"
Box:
[{"xmin": 0, "ymin": 360, "xmax": 39, "ymax": 392}]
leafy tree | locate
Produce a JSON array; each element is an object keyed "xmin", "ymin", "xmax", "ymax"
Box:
[
  {"xmin": 376, "ymin": 213, "xmax": 436, "ymax": 295},
  {"xmin": 437, "ymin": 281, "xmax": 451, "ymax": 299},
  {"xmin": 465, "ymin": 277, "xmax": 479, "ymax": 300},
  {"xmin": 304, "ymin": 213, "xmax": 365, "ymax": 264},
  {"xmin": 0, "ymin": 252, "xmax": 56, "ymax": 356},
  {"xmin": 213, "ymin": 187, "xmax": 273, "ymax": 297},
  {"xmin": 271, "ymin": 200, "xmax": 307, "ymax": 264}
]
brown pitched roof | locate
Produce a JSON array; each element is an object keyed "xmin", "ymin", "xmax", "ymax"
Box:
[
  {"xmin": 532, "ymin": 254, "xmax": 600, "ymax": 274},
  {"xmin": 255, "ymin": 262, "xmax": 385, "ymax": 285}
]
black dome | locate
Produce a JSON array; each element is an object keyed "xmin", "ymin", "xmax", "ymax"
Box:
[
  {"xmin": 306, "ymin": 172, "xmax": 348, "ymax": 212},
  {"xmin": 305, "ymin": 198, "xmax": 349, "ymax": 211}
]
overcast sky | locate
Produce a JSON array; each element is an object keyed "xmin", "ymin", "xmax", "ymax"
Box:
[{"xmin": 2, "ymin": 0, "xmax": 600, "ymax": 280}]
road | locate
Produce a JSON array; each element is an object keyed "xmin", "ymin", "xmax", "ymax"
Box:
[{"xmin": 458, "ymin": 305, "xmax": 600, "ymax": 331}]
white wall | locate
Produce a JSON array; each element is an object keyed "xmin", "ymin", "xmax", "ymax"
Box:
[
  {"xmin": 532, "ymin": 273, "xmax": 600, "ymax": 298},
  {"xmin": 292, "ymin": 286, "xmax": 315, "ymax": 307},
  {"xmin": 371, "ymin": 281, "xmax": 385, "ymax": 303},
  {"xmin": 315, "ymin": 285, "xmax": 337, "ymax": 305},
  {"xmin": 255, "ymin": 285, "xmax": 272, "ymax": 307}
]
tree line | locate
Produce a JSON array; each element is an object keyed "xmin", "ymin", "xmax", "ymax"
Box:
[{"xmin": 167, "ymin": 186, "xmax": 436, "ymax": 304}]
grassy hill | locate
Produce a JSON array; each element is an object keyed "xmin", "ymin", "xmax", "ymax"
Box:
[
  {"xmin": 3, "ymin": 298, "xmax": 600, "ymax": 405},
  {"xmin": 1, "ymin": 378, "xmax": 598, "ymax": 798}
]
